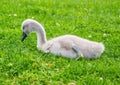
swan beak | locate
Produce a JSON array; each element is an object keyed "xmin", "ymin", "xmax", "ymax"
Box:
[{"xmin": 21, "ymin": 32, "xmax": 27, "ymax": 42}]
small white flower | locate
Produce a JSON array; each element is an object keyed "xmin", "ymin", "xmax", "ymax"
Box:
[
  {"xmin": 100, "ymin": 77, "xmax": 103, "ymax": 80},
  {"xmin": 88, "ymin": 35, "xmax": 92, "ymax": 38},
  {"xmin": 103, "ymin": 33, "xmax": 107, "ymax": 37},
  {"xmin": 32, "ymin": 17, "xmax": 34, "ymax": 19},
  {"xmin": 14, "ymin": 14, "xmax": 17, "ymax": 16}
]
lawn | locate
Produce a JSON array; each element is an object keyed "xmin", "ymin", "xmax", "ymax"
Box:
[{"xmin": 0, "ymin": 0, "xmax": 120, "ymax": 85}]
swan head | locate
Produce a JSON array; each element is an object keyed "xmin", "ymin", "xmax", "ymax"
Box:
[
  {"xmin": 21, "ymin": 19, "xmax": 47, "ymax": 46},
  {"xmin": 21, "ymin": 19, "xmax": 38, "ymax": 42}
]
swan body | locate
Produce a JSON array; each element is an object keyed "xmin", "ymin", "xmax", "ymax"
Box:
[{"xmin": 21, "ymin": 19, "xmax": 105, "ymax": 59}]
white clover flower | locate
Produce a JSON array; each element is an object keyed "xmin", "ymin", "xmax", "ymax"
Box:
[
  {"xmin": 32, "ymin": 17, "xmax": 34, "ymax": 19},
  {"xmin": 88, "ymin": 35, "xmax": 92, "ymax": 38},
  {"xmin": 103, "ymin": 33, "xmax": 107, "ymax": 37},
  {"xmin": 100, "ymin": 77, "xmax": 103, "ymax": 80},
  {"xmin": 14, "ymin": 14, "xmax": 17, "ymax": 16}
]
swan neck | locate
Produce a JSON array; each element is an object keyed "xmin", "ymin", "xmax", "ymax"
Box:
[{"xmin": 36, "ymin": 24, "xmax": 47, "ymax": 49}]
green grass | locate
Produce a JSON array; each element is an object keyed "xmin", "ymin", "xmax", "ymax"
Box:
[{"xmin": 0, "ymin": 0, "xmax": 120, "ymax": 85}]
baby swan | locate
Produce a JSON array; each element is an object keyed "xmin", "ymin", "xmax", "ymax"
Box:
[{"xmin": 21, "ymin": 19, "xmax": 105, "ymax": 59}]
